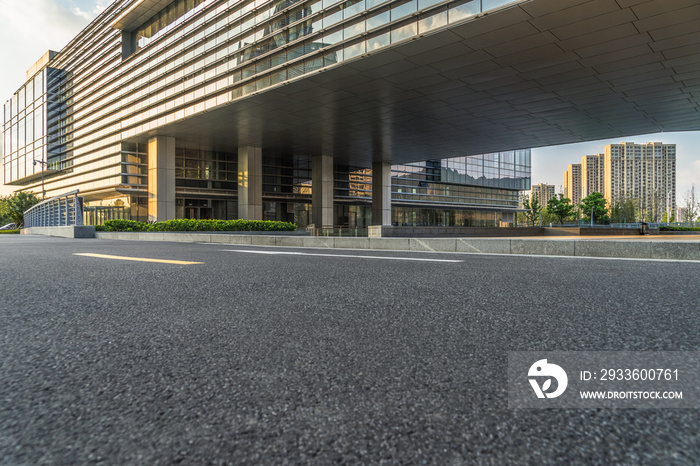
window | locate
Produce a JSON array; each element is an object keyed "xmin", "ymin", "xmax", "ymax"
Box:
[{"xmin": 132, "ymin": 0, "xmax": 207, "ymax": 52}]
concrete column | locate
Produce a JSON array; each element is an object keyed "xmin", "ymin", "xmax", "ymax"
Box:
[
  {"xmin": 238, "ymin": 146, "xmax": 263, "ymax": 220},
  {"xmin": 148, "ymin": 136, "xmax": 176, "ymax": 222},
  {"xmin": 121, "ymin": 31, "xmax": 134, "ymax": 59},
  {"xmin": 312, "ymin": 154, "xmax": 334, "ymax": 228},
  {"xmin": 372, "ymin": 162, "xmax": 392, "ymax": 226}
]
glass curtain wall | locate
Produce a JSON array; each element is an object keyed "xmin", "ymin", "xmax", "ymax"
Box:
[{"xmin": 2, "ymin": 69, "xmax": 50, "ymax": 184}]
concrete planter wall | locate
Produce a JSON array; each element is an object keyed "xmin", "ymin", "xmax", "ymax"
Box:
[
  {"xmin": 545, "ymin": 227, "xmax": 658, "ymax": 236},
  {"xmin": 368, "ymin": 226, "xmax": 544, "ymax": 237},
  {"xmin": 22, "ymin": 226, "xmax": 95, "ymax": 238},
  {"xmin": 659, "ymin": 231, "xmax": 700, "ymax": 235}
]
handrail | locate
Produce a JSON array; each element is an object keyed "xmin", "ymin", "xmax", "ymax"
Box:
[
  {"xmin": 307, "ymin": 225, "xmax": 370, "ymax": 237},
  {"xmin": 23, "ymin": 190, "xmax": 84, "ymax": 228}
]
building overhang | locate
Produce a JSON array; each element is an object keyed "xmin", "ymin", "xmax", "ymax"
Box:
[
  {"xmin": 110, "ymin": 0, "xmax": 173, "ymax": 31},
  {"xmin": 131, "ymin": 0, "xmax": 700, "ymax": 166}
]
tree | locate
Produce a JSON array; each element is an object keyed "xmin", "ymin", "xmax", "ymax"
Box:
[
  {"xmin": 540, "ymin": 208, "xmax": 558, "ymax": 226},
  {"xmin": 610, "ymin": 197, "xmax": 638, "ymax": 224},
  {"xmin": 580, "ymin": 192, "xmax": 609, "ymax": 224},
  {"xmin": 521, "ymin": 194, "xmax": 543, "ymax": 227},
  {"xmin": 0, "ymin": 192, "xmax": 41, "ymax": 227},
  {"xmin": 546, "ymin": 194, "xmax": 575, "ymax": 224},
  {"xmin": 682, "ymin": 185, "xmax": 699, "ymax": 223},
  {"xmin": 0, "ymin": 201, "xmax": 11, "ymax": 226}
]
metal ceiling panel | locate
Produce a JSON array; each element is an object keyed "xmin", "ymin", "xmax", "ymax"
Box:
[
  {"xmin": 634, "ymin": 5, "xmax": 700, "ymax": 32},
  {"xmin": 552, "ymin": 9, "xmax": 638, "ymax": 40}
]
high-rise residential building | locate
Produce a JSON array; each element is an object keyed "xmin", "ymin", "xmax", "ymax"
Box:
[
  {"xmin": 530, "ymin": 183, "xmax": 555, "ymax": 206},
  {"xmin": 563, "ymin": 164, "xmax": 582, "ymax": 207},
  {"xmin": 581, "ymin": 154, "xmax": 604, "ymax": 199},
  {"xmin": 604, "ymin": 142, "xmax": 676, "ymax": 221}
]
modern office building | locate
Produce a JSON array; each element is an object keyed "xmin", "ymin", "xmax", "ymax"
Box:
[
  {"xmin": 563, "ymin": 163, "xmax": 581, "ymax": 207},
  {"xmin": 580, "ymin": 153, "xmax": 604, "ymax": 199},
  {"xmin": 530, "ymin": 183, "xmax": 554, "ymax": 206},
  {"xmin": 3, "ymin": 0, "xmax": 700, "ymax": 229},
  {"xmin": 604, "ymin": 142, "xmax": 676, "ymax": 221}
]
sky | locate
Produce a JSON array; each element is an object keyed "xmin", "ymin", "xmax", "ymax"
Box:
[{"xmin": 1, "ymin": 0, "xmax": 699, "ymax": 200}]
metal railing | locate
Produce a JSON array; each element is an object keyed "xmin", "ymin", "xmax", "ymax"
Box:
[
  {"xmin": 306, "ymin": 225, "xmax": 370, "ymax": 237},
  {"xmin": 84, "ymin": 206, "xmax": 128, "ymax": 226},
  {"xmin": 24, "ymin": 190, "xmax": 84, "ymax": 228},
  {"xmin": 550, "ymin": 222, "xmax": 656, "ymax": 229}
]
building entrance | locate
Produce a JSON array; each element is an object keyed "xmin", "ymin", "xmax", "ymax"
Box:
[{"xmin": 184, "ymin": 206, "xmax": 212, "ymax": 219}]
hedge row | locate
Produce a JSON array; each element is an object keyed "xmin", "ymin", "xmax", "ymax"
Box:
[
  {"xmin": 659, "ymin": 226, "xmax": 700, "ymax": 231},
  {"xmin": 96, "ymin": 219, "xmax": 297, "ymax": 232},
  {"xmin": 0, "ymin": 229, "xmax": 20, "ymax": 234}
]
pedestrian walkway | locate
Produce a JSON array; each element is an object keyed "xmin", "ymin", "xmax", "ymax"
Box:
[{"xmin": 94, "ymin": 232, "xmax": 700, "ymax": 261}]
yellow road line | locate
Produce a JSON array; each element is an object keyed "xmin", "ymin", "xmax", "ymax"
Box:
[{"xmin": 74, "ymin": 253, "xmax": 203, "ymax": 265}]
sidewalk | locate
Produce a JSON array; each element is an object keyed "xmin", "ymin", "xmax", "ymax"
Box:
[{"xmin": 94, "ymin": 232, "xmax": 700, "ymax": 261}]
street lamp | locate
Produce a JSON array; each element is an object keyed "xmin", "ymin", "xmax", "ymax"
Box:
[{"xmin": 33, "ymin": 159, "xmax": 47, "ymax": 200}]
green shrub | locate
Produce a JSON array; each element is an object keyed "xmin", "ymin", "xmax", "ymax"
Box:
[
  {"xmin": 101, "ymin": 218, "xmax": 297, "ymax": 232},
  {"xmin": 660, "ymin": 226, "xmax": 700, "ymax": 231},
  {"xmin": 101, "ymin": 219, "xmax": 147, "ymax": 231},
  {"xmin": 0, "ymin": 229, "xmax": 20, "ymax": 234}
]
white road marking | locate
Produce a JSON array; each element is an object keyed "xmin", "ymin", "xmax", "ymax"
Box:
[{"xmin": 222, "ymin": 249, "xmax": 463, "ymax": 262}]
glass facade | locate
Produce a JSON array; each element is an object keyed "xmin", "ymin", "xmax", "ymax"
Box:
[
  {"xmin": 3, "ymin": 68, "xmax": 53, "ymax": 183},
  {"xmin": 2, "ymin": 0, "xmax": 529, "ymax": 226},
  {"xmin": 84, "ymin": 148, "xmax": 527, "ymax": 227},
  {"xmin": 134, "ymin": 0, "xmax": 209, "ymax": 51}
]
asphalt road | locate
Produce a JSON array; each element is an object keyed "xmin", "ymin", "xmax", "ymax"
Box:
[{"xmin": 1, "ymin": 235, "xmax": 699, "ymax": 465}]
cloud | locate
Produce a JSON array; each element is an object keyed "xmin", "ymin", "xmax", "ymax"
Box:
[
  {"xmin": 93, "ymin": 1, "xmax": 109, "ymax": 14},
  {"xmin": 0, "ymin": 0, "xmax": 97, "ymax": 100},
  {"xmin": 72, "ymin": 7, "xmax": 94, "ymax": 21},
  {"xmin": 0, "ymin": 0, "xmax": 103, "ymax": 193},
  {"xmin": 73, "ymin": 0, "xmax": 108, "ymax": 20}
]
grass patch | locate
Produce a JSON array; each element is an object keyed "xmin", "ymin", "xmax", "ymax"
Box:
[{"xmin": 97, "ymin": 219, "xmax": 297, "ymax": 232}]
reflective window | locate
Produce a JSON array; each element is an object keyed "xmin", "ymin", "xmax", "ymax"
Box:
[
  {"xmin": 391, "ymin": 0, "xmax": 417, "ymax": 21},
  {"xmin": 482, "ymin": 0, "xmax": 515, "ymax": 11},
  {"xmin": 418, "ymin": 9, "xmax": 447, "ymax": 33},
  {"xmin": 134, "ymin": 0, "xmax": 208, "ymax": 51},
  {"xmin": 449, "ymin": 0, "xmax": 479, "ymax": 22}
]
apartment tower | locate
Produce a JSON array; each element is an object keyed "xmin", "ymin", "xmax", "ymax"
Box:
[
  {"xmin": 604, "ymin": 142, "xmax": 676, "ymax": 220},
  {"xmin": 530, "ymin": 183, "xmax": 555, "ymax": 206},
  {"xmin": 563, "ymin": 164, "xmax": 582, "ymax": 206},
  {"xmin": 581, "ymin": 154, "xmax": 604, "ymax": 199}
]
